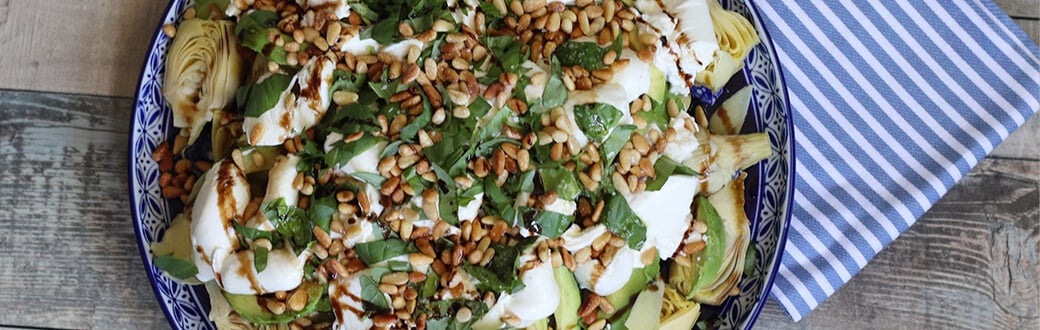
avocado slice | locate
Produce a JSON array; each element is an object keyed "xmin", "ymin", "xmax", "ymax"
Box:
[
  {"xmin": 553, "ymin": 266, "xmax": 582, "ymax": 330},
  {"xmin": 603, "ymin": 257, "xmax": 660, "ymax": 317},
  {"xmin": 648, "ymin": 66, "xmax": 667, "ymax": 102},
  {"xmin": 668, "ymin": 197, "xmax": 727, "ymax": 298},
  {"xmin": 624, "ymin": 281, "xmax": 665, "ymax": 330},
  {"xmin": 528, "ymin": 318, "xmax": 549, "ymax": 330},
  {"xmin": 223, "ymin": 281, "xmax": 325, "ymax": 325}
]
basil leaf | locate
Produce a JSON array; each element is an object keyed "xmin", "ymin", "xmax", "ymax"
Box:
[
  {"xmin": 352, "ymin": 172, "xmax": 387, "ymax": 187},
  {"xmin": 260, "ymin": 198, "xmax": 312, "ymax": 248},
  {"xmin": 524, "ymin": 207, "xmax": 574, "ymax": 238},
  {"xmin": 479, "ymin": 1, "xmax": 504, "ymax": 19},
  {"xmin": 463, "ymin": 264, "xmax": 515, "ymax": 293},
  {"xmin": 744, "ymin": 244, "xmax": 758, "ymax": 276},
  {"xmin": 556, "ymin": 41, "xmax": 607, "ymax": 70},
  {"xmin": 601, "ymin": 124, "xmax": 635, "ymax": 165},
  {"xmin": 154, "ymin": 255, "xmax": 199, "ymax": 279},
  {"xmin": 356, "ymin": 239, "xmax": 418, "ymax": 265},
  {"xmin": 232, "ymin": 222, "xmax": 280, "ymax": 242},
  {"xmin": 400, "ymin": 105, "xmax": 431, "ymax": 141},
  {"xmin": 645, "ymin": 156, "xmax": 700, "ymax": 191},
  {"xmin": 424, "ymin": 300, "xmax": 489, "ymax": 330},
  {"xmin": 253, "ymin": 246, "xmax": 269, "ymax": 272},
  {"xmin": 308, "ymin": 195, "xmax": 338, "ymax": 232},
  {"xmin": 420, "ymin": 270, "xmax": 440, "ymax": 299},
  {"xmin": 526, "ymin": 57, "xmax": 568, "ymax": 114},
  {"xmin": 243, "ymin": 74, "xmax": 292, "ymax": 117},
  {"xmin": 468, "ymin": 97, "xmax": 492, "ymax": 120},
  {"xmin": 541, "ymin": 57, "xmax": 568, "ymax": 109},
  {"xmin": 539, "ymin": 166, "xmax": 581, "ymax": 200},
  {"xmin": 380, "ymin": 140, "xmax": 404, "ymax": 159},
  {"xmin": 369, "ymin": 81, "xmax": 408, "ymax": 100},
  {"xmin": 637, "ymin": 97, "xmax": 671, "ymax": 130},
  {"xmin": 602, "ymin": 194, "xmax": 646, "ymax": 249},
  {"xmin": 573, "ymin": 103, "xmax": 622, "ymax": 142},
  {"xmin": 325, "ymin": 134, "xmax": 385, "ymax": 169},
  {"xmin": 367, "ymin": 18, "xmax": 400, "ymax": 44},
  {"xmin": 387, "ymin": 260, "xmax": 413, "ymax": 272},
  {"xmin": 330, "ymin": 69, "xmax": 367, "ymax": 93},
  {"xmin": 360, "ymin": 271, "xmax": 390, "ymax": 311}
]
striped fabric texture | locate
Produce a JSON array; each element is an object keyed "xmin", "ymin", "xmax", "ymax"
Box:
[{"xmin": 752, "ymin": 0, "xmax": 1040, "ymax": 320}]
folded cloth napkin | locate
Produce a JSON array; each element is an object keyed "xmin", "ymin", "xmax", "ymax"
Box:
[{"xmin": 752, "ymin": 0, "xmax": 1040, "ymax": 320}]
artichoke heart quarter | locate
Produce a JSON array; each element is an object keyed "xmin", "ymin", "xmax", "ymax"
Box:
[
  {"xmin": 668, "ymin": 175, "xmax": 751, "ymax": 305},
  {"xmin": 163, "ymin": 19, "xmax": 244, "ymax": 145}
]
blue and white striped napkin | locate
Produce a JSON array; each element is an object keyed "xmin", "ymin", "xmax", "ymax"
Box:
[{"xmin": 752, "ymin": 0, "xmax": 1040, "ymax": 320}]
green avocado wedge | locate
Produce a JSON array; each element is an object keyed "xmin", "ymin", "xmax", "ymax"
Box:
[
  {"xmin": 668, "ymin": 197, "xmax": 727, "ymax": 298},
  {"xmin": 553, "ymin": 266, "xmax": 582, "ymax": 330},
  {"xmin": 223, "ymin": 281, "xmax": 325, "ymax": 325}
]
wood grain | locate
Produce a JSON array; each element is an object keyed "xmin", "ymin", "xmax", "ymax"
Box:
[
  {"xmin": 756, "ymin": 157, "xmax": 1040, "ymax": 329},
  {"xmin": 0, "ymin": 1, "xmax": 168, "ymax": 98},
  {"xmin": 0, "ymin": 90, "xmax": 166, "ymax": 329}
]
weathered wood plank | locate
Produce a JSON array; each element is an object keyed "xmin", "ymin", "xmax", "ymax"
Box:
[
  {"xmin": 0, "ymin": 90, "xmax": 166, "ymax": 329},
  {"xmin": 1012, "ymin": 19, "xmax": 1040, "ymax": 44},
  {"xmin": 756, "ymin": 157, "xmax": 1040, "ymax": 329},
  {"xmin": 992, "ymin": 113, "xmax": 1040, "ymax": 160},
  {"xmin": 0, "ymin": 1, "xmax": 168, "ymax": 97},
  {"xmin": 994, "ymin": 0, "xmax": 1040, "ymax": 18}
]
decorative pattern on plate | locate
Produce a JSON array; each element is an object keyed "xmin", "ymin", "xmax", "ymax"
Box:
[{"xmin": 128, "ymin": 1, "xmax": 794, "ymax": 329}]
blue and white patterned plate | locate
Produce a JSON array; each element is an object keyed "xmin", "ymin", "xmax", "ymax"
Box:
[{"xmin": 129, "ymin": 1, "xmax": 794, "ymax": 328}]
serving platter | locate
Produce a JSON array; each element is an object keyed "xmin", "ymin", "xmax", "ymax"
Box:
[{"xmin": 129, "ymin": 0, "xmax": 795, "ymax": 328}]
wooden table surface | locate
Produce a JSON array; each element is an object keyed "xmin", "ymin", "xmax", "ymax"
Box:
[{"xmin": 0, "ymin": 1, "xmax": 1036, "ymax": 329}]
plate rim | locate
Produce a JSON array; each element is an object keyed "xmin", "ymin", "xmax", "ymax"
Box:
[
  {"xmin": 128, "ymin": 0, "xmax": 184, "ymax": 329},
  {"xmin": 739, "ymin": 0, "xmax": 797, "ymax": 329}
]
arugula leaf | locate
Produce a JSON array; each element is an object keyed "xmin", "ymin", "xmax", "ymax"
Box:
[
  {"xmin": 475, "ymin": 107, "xmax": 513, "ymax": 142},
  {"xmin": 645, "ymin": 156, "xmax": 700, "ymax": 191},
  {"xmin": 539, "ymin": 166, "xmax": 581, "ymax": 200},
  {"xmin": 356, "ymin": 239, "xmax": 418, "ymax": 265},
  {"xmin": 308, "ymin": 195, "xmax": 338, "ymax": 232},
  {"xmin": 154, "ymin": 255, "xmax": 199, "ymax": 279},
  {"xmin": 600, "ymin": 124, "xmax": 635, "ymax": 165},
  {"xmin": 260, "ymin": 198, "xmax": 312, "ymax": 248},
  {"xmin": 235, "ymin": 11, "xmax": 280, "ymax": 53},
  {"xmin": 573, "ymin": 103, "xmax": 622, "ymax": 142},
  {"xmin": 325, "ymin": 133, "xmax": 385, "ymax": 169},
  {"xmin": 243, "ymin": 74, "xmax": 292, "ymax": 117},
  {"xmin": 602, "ymin": 194, "xmax": 646, "ymax": 249},
  {"xmin": 523, "ymin": 207, "xmax": 575, "ymax": 238},
  {"xmin": 360, "ymin": 270, "xmax": 391, "ymax": 311},
  {"xmin": 253, "ymin": 246, "xmax": 269, "ymax": 272},
  {"xmin": 556, "ymin": 41, "xmax": 607, "ymax": 70},
  {"xmin": 352, "ymin": 172, "xmax": 387, "ymax": 187}
]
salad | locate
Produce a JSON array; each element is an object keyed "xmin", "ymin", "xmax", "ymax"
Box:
[{"xmin": 147, "ymin": 0, "xmax": 770, "ymax": 329}]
